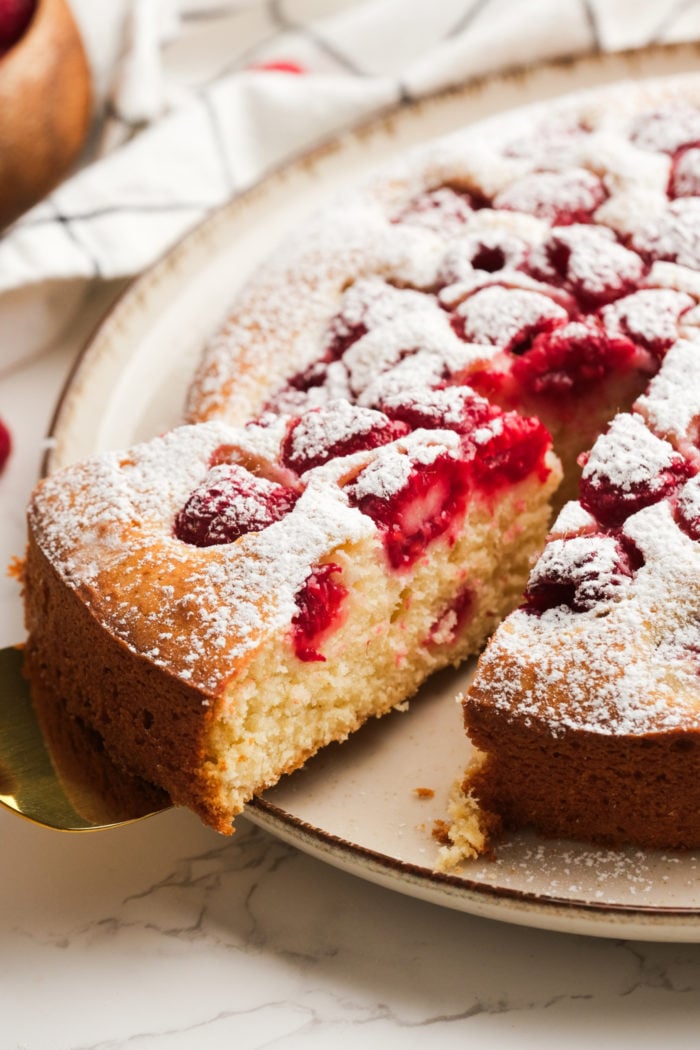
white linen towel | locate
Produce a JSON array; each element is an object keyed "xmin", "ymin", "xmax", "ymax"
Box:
[{"xmin": 2, "ymin": 0, "xmax": 700, "ymax": 371}]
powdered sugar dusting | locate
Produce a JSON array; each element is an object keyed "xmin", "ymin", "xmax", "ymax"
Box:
[
  {"xmin": 581, "ymin": 413, "xmax": 684, "ymax": 493},
  {"xmin": 454, "ymin": 285, "xmax": 567, "ymax": 349},
  {"xmin": 670, "ymin": 147, "xmax": 700, "ymax": 197},
  {"xmin": 631, "ymin": 104, "xmax": 700, "ymax": 154},
  {"xmin": 493, "ymin": 167, "xmax": 606, "ymax": 224},
  {"xmin": 601, "ymin": 287, "xmax": 693, "ymax": 353},
  {"xmin": 344, "ymin": 431, "xmax": 459, "ymax": 504},
  {"xmin": 635, "ymin": 338, "xmax": 700, "ymax": 452}
]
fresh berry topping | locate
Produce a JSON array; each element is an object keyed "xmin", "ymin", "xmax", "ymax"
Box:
[
  {"xmin": 324, "ymin": 321, "xmax": 367, "ymax": 362},
  {"xmin": 630, "ymin": 106, "xmax": 700, "ymax": 154},
  {"xmin": 0, "ymin": 0, "xmax": 35, "ymax": 54},
  {"xmin": 525, "ymin": 226, "xmax": 645, "ymax": 309},
  {"xmin": 291, "ymin": 563, "xmax": 347, "ymax": 662},
  {"xmin": 346, "ymin": 445, "xmax": 471, "ymax": 570},
  {"xmin": 493, "ymin": 168, "xmax": 607, "ymax": 225},
  {"xmin": 281, "ymin": 400, "xmax": 409, "ymax": 474},
  {"xmin": 378, "ymin": 385, "xmax": 496, "ymax": 434},
  {"xmin": 669, "ymin": 146, "xmax": 700, "ymax": 198},
  {"xmin": 438, "ymin": 231, "xmax": 529, "ymax": 285},
  {"xmin": 288, "ymin": 358, "xmax": 336, "ymax": 392},
  {"xmin": 392, "ymin": 186, "xmax": 488, "ymax": 233},
  {"xmin": 324, "ymin": 278, "xmax": 434, "ymax": 360},
  {"xmin": 674, "ymin": 475, "xmax": 700, "ymax": 542},
  {"xmin": 451, "ymin": 285, "xmax": 569, "ymax": 355},
  {"xmin": 579, "ymin": 414, "xmax": 695, "ymax": 528},
  {"xmin": 341, "ymin": 308, "xmax": 459, "ymax": 403},
  {"xmin": 471, "ymin": 244, "xmax": 506, "ymax": 272},
  {"xmin": 427, "ymin": 586, "xmax": 474, "ymax": 646},
  {"xmin": 632, "ymin": 198, "xmax": 700, "ymax": 269},
  {"xmin": 0, "ymin": 417, "xmax": 11, "ymax": 473},
  {"xmin": 469, "ymin": 413, "xmax": 552, "ymax": 492},
  {"xmin": 264, "ymin": 358, "xmax": 352, "ymax": 417},
  {"xmin": 523, "ymin": 533, "xmax": 641, "ymax": 614},
  {"xmin": 175, "ymin": 464, "xmax": 298, "ymax": 547},
  {"xmin": 511, "ymin": 320, "xmax": 642, "ymax": 400},
  {"xmin": 600, "ymin": 288, "xmax": 693, "ymax": 358}
]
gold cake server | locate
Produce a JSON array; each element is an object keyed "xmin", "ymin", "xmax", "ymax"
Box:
[{"xmin": 0, "ymin": 645, "xmax": 170, "ymax": 831}]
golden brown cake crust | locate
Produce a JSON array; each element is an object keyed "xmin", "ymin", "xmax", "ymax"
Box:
[
  {"xmin": 464, "ymin": 696, "xmax": 700, "ymax": 850},
  {"xmin": 23, "ymin": 535, "xmax": 233, "ymax": 833}
]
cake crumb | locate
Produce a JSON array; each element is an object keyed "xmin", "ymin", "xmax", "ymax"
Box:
[
  {"xmin": 6, "ymin": 554, "xmax": 24, "ymax": 582},
  {"xmin": 414, "ymin": 786, "xmax": 435, "ymax": 799}
]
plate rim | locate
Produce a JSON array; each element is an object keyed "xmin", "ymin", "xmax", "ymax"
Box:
[
  {"xmin": 248, "ymin": 797, "xmax": 700, "ymax": 935},
  {"xmin": 44, "ymin": 40, "xmax": 700, "ymax": 939}
]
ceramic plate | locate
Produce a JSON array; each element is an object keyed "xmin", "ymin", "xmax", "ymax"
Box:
[{"xmin": 47, "ymin": 43, "xmax": 700, "ymax": 941}]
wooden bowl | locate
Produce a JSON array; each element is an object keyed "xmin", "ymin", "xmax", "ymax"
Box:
[{"xmin": 0, "ymin": 0, "xmax": 91, "ymax": 229}]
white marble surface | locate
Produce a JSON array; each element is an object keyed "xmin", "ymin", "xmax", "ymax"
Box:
[{"xmin": 4, "ymin": 296, "xmax": 700, "ymax": 1049}]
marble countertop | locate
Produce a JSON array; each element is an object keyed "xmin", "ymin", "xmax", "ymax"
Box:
[{"xmin": 3, "ymin": 301, "xmax": 700, "ymax": 1049}]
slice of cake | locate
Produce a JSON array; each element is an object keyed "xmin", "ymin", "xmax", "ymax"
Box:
[
  {"xmin": 24, "ymin": 398, "xmax": 558, "ymax": 832},
  {"xmin": 453, "ymin": 405, "xmax": 700, "ymax": 858}
]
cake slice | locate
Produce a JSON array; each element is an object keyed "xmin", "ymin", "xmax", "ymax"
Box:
[
  {"xmin": 24, "ymin": 396, "xmax": 559, "ymax": 832},
  {"xmin": 446, "ymin": 404, "xmax": 700, "ymax": 863}
]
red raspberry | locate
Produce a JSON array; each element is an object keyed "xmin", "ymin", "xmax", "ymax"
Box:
[
  {"xmin": 511, "ymin": 321, "xmax": 641, "ymax": 400},
  {"xmin": 347, "ymin": 449, "xmax": 472, "ymax": 570},
  {"xmin": 291, "ymin": 563, "xmax": 347, "ymax": 662},
  {"xmin": 524, "ymin": 533, "xmax": 643, "ymax": 614},
  {"xmin": 281, "ymin": 402, "xmax": 408, "ymax": 475},
  {"xmin": 494, "ymin": 168, "xmax": 606, "ymax": 226},
  {"xmin": 175, "ymin": 464, "xmax": 298, "ymax": 547}
]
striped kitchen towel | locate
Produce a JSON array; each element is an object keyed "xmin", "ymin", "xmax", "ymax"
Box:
[{"xmin": 1, "ymin": 0, "xmax": 699, "ymax": 369}]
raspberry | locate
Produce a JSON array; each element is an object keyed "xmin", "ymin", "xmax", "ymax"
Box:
[
  {"xmin": 291, "ymin": 563, "xmax": 347, "ymax": 662},
  {"xmin": 600, "ymin": 288, "xmax": 693, "ymax": 358},
  {"xmin": 579, "ymin": 416, "xmax": 695, "ymax": 528},
  {"xmin": 438, "ymin": 231, "xmax": 530, "ymax": 286},
  {"xmin": 392, "ymin": 186, "xmax": 489, "ymax": 233},
  {"xmin": 451, "ymin": 285, "xmax": 569, "ymax": 356},
  {"xmin": 378, "ymin": 385, "xmax": 496, "ymax": 435},
  {"xmin": 494, "ymin": 168, "xmax": 607, "ymax": 226},
  {"xmin": 511, "ymin": 321, "xmax": 640, "ymax": 400},
  {"xmin": 631, "ymin": 198, "xmax": 700, "ymax": 270},
  {"xmin": 281, "ymin": 401, "xmax": 409, "ymax": 475},
  {"xmin": 347, "ymin": 449, "xmax": 472, "ymax": 570},
  {"xmin": 525, "ymin": 226, "xmax": 644, "ymax": 310},
  {"xmin": 469, "ymin": 413, "xmax": 552, "ymax": 492},
  {"xmin": 175, "ymin": 464, "xmax": 298, "ymax": 547},
  {"xmin": 523, "ymin": 533, "xmax": 643, "ymax": 614}
]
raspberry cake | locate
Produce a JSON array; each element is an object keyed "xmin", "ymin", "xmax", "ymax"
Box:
[{"xmin": 23, "ymin": 72, "xmax": 700, "ymax": 846}]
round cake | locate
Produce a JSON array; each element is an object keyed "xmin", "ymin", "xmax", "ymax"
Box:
[{"xmin": 23, "ymin": 72, "xmax": 700, "ymax": 848}]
